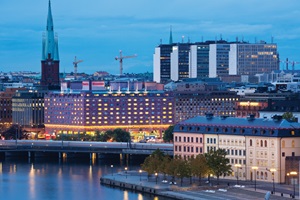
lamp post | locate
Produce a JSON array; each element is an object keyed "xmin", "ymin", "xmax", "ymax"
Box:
[
  {"xmin": 155, "ymin": 172, "xmax": 158, "ymax": 184},
  {"xmin": 252, "ymin": 166, "xmax": 258, "ymax": 191},
  {"xmin": 266, "ymin": 168, "xmax": 276, "ymax": 194},
  {"xmin": 139, "ymin": 169, "xmax": 142, "ymax": 181},
  {"xmin": 125, "ymin": 167, "xmax": 128, "ymax": 179},
  {"xmin": 287, "ymin": 173, "xmax": 290, "ymax": 185},
  {"xmin": 111, "ymin": 165, "xmax": 113, "ymax": 176},
  {"xmin": 235, "ymin": 164, "xmax": 241, "ymax": 185},
  {"xmin": 290, "ymin": 171, "xmax": 297, "ymax": 198}
]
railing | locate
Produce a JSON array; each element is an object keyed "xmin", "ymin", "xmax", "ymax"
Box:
[{"xmin": 0, "ymin": 140, "xmax": 173, "ymax": 155}]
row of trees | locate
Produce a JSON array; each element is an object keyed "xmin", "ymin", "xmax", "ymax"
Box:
[
  {"xmin": 141, "ymin": 149, "xmax": 232, "ymax": 186},
  {"xmin": 54, "ymin": 128, "xmax": 131, "ymax": 142}
]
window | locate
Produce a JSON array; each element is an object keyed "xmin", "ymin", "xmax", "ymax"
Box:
[
  {"xmin": 175, "ymin": 136, "xmax": 178, "ymax": 142},
  {"xmin": 250, "ymin": 139, "xmax": 253, "ymax": 146},
  {"xmin": 260, "ymin": 140, "xmax": 263, "ymax": 147},
  {"xmin": 264, "ymin": 140, "xmax": 267, "ymax": 147},
  {"xmin": 200, "ymin": 138, "xmax": 203, "ymax": 143},
  {"xmin": 196, "ymin": 138, "xmax": 198, "ymax": 143},
  {"xmin": 282, "ymin": 152, "xmax": 285, "ymax": 157}
]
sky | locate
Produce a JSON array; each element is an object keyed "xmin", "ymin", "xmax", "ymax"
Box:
[{"xmin": 0, "ymin": 0, "xmax": 300, "ymax": 75}]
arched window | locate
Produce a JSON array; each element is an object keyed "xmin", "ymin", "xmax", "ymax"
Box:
[
  {"xmin": 257, "ymin": 171, "xmax": 260, "ymax": 179},
  {"xmin": 260, "ymin": 172, "xmax": 264, "ymax": 179},
  {"xmin": 264, "ymin": 140, "xmax": 267, "ymax": 147},
  {"xmin": 282, "ymin": 140, "xmax": 285, "ymax": 148},
  {"xmin": 265, "ymin": 172, "xmax": 268, "ymax": 180},
  {"xmin": 260, "ymin": 140, "xmax": 263, "ymax": 147},
  {"xmin": 250, "ymin": 139, "xmax": 253, "ymax": 146}
]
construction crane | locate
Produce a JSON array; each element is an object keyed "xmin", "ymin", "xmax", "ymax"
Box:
[
  {"xmin": 73, "ymin": 56, "xmax": 83, "ymax": 80},
  {"xmin": 115, "ymin": 50, "xmax": 137, "ymax": 76},
  {"xmin": 289, "ymin": 60, "xmax": 300, "ymax": 71},
  {"xmin": 280, "ymin": 58, "xmax": 300, "ymax": 71}
]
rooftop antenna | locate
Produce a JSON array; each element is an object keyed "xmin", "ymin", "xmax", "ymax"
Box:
[
  {"xmin": 181, "ymin": 35, "xmax": 185, "ymax": 43},
  {"xmin": 201, "ymin": 36, "xmax": 203, "ymax": 42},
  {"xmin": 271, "ymin": 36, "xmax": 274, "ymax": 43},
  {"xmin": 188, "ymin": 37, "xmax": 190, "ymax": 43},
  {"xmin": 220, "ymin": 34, "xmax": 222, "ymax": 40}
]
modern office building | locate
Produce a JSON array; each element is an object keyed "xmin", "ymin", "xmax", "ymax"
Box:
[
  {"xmin": 154, "ymin": 37, "xmax": 279, "ymax": 83},
  {"xmin": 229, "ymin": 42, "xmax": 279, "ymax": 76},
  {"xmin": 12, "ymin": 90, "xmax": 46, "ymax": 127},
  {"xmin": 173, "ymin": 114, "xmax": 300, "ymax": 183},
  {"xmin": 209, "ymin": 42, "xmax": 231, "ymax": 78},
  {"xmin": 0, "ymin": 88, "xmax": 25, "ymax": 126},
  {"xmin": 41, "ymin": 0, "xmax": 60, "ymax": 89},
  {"xmin": 44, "ymin": 89, "xmax": 174, "ymax": 140}
]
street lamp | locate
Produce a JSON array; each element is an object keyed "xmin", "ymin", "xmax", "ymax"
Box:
[
  {"xmin": 125, "ymin": 167, "xmax": 128, "ymax": 179},
  {"xmin": 252, "ymin": 166, "xmax": 258, "ymax": 191},
  {"xmin": 111, "ymin": 165, "xmax": 113, "ymax": 176},
  {"xmin": 139, "ymin": 169, "xmax": 142, "ymax": 181},
  {"xmin": 290, "ymin": 171, "xmax": 297, "ymax": 198},
  {"xmin": 287, "ymin": 173, "xmax": 290, "ymax": 185},
  {"xmin": 155, "ymin": 172, "xmax": 158, "ymax": 184},
  {"xmin": 266, "ymin": 168, "xmax": 276, "ymax": 194},
  {"xmin": 234, "ymin": 164, "xmax": 242, "ymax": 185}
]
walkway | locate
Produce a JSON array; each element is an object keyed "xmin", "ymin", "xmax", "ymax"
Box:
[{"xmin": 101, "ymin": 170, "xmax": 298, "ymax": 200}]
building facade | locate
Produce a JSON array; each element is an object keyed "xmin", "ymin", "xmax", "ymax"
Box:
[
  {"xmin": 229, "ymin": 42, "xmax": 279, "ymax": 76},
  {"xmin": 173, "ymin": 114, "xmax": 300, "ymax": 183},
  {"xmin": 41, "ymin": 0, "xmax": 60, "ymax": 89},
  {"xmin": 44, "ymin": 90, "xmax": 174, "ymax": 140}
]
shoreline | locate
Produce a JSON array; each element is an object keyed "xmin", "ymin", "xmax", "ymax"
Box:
[{"xmin": 100, "ymin": 170, "xmax": 294, "ymax": 200}]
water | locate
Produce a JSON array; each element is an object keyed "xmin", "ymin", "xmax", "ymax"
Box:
[{"xmin": 0, "ymin": 156, "xmax": 171, "ymax": 200}]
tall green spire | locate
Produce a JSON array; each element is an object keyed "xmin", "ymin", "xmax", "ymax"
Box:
[
  {"xmin": 169, "ymin": 25, "xmax": 173, "ymax": 44},
  {"xmin": 42, "ymin": 0, "xmax": 59, "ymax": 61}
]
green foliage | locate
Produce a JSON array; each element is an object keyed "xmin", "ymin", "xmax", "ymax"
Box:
[
  {"xmin": 205, "ymin": 149, "xmax": 232, "ymax": 184},
  {"xmin": 282, "ymin": 112, "xmax": 296, "ymax": 122},
  {"xmin": 53, "ymin": 128, "xmax": 130, "ymax": 142},
  {"xmin": 141, "ymin": 149, "xmax": 165, "ymax": 176},
  {"xmin": 189, "ymin": 154, "xmax": 209, "ymax": 185},
  {"xmin": 163, "ymin": 125, "xmax": 174, "ymax": 142}
]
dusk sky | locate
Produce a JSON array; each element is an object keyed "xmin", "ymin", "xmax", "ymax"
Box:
[{"xmin": 1, "ymin": 0, "xmax": 300, "ymax": 75}]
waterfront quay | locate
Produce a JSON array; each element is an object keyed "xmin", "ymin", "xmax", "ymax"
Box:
[{"xmin": 101, "ymin": 170, "xmax": 297, "ymax": 200}]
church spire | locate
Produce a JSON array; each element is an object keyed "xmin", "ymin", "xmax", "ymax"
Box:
[
  {"xmin": 169, "ymin": 25, "xmax": 173, "ymax": 44},
  {"xmin": 42, "ymin": 0, "xmax": 59, "ymax": 61}
]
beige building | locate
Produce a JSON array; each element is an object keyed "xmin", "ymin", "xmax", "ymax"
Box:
[{"xmin": 173, "ymin": 114, "xmax": 300, "ymax": 183}]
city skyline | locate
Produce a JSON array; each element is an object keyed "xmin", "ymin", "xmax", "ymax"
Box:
[{"xmin": 1, "ymin": 0, "xmax": 300, "ymax": 75}]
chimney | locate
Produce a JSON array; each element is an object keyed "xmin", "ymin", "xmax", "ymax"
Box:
[
  {"xmin": 247, "ymin": 114, "xmax": 255, "ymax": 121},
  {"xmin": 205, "ymin": 113, "xmax": 214, "ymax": 119}
]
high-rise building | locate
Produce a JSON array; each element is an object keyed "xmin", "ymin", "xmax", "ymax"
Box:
[
  {"xmin": 154, "ymin": 36, "xmax": 279, "ymax": 83},
  {"xmin": 229, "ymin": 42, "xmax": 279, "ymax": 76},
  {"xmin": 41, "ymin": 0, "xmax": 60, "ymax": 89}
]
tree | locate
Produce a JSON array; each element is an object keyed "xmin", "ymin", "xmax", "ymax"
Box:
[
  {"xmin": 282, "ymin": 112, "xmax": 296, "ymax": 122},
  {"xmin": 163, "ymin": 126, "xmax": 174, "ymax": 143},
  {"xmin": 141, "ymin": 149, "xmax": 165, "ymax": 180},
  {"xmin": 111, "ymin": 128, "xmax": 130, "ymax": 142},
  {"xmin": 175, "ymin": 158, "xmax": 190, "ymax": 186},
  {"xmin": 205, "ymin": 149, "xmax": 232, "ymax": 184},
  {"xmin": 190, "ymin": 154, "xmax": 209, "ymax": 185}
]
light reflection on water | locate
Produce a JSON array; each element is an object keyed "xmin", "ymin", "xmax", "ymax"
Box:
[{"xmin": 0, "ymin": 157, "xmax": 171, "ymax": 200}]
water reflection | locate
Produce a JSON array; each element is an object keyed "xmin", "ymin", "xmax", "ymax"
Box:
[{"xmin": 0, "ymin": 157, "xmax": 172, "ymax": 200}]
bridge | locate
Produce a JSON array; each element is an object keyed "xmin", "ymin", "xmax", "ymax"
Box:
[{"xmin": 0, "ymin": 140, "xmax": 173, "ymax": 160}]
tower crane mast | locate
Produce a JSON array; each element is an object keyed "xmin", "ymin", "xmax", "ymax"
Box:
[
  {"xmin": 115, "ymin": 50, "xmax": 137, "ymax": 75},
  {"xmin": 73, "ymin": 56, "xmax": 83, "ymax": 80}
]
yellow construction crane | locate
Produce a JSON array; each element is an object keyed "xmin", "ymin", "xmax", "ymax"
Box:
[
  {"xmin": 115, "ymin": 50, "xmax": 137, "ymax": 75},
  {"xmin": 73, "ymin": 56, "xmax": 83, "ymax": 80}
]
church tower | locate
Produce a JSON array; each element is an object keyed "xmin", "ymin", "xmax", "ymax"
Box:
[{"xmin": 41, "ymin": 0, "xmax": 60, "ymax": 89}]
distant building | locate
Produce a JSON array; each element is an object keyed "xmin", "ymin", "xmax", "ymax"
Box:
[
  {"xmin": 0, "ymin": 88, "xmax": 26, "ymax": 125},
  {"xmin": 229, "ymin": 42, "xmax": 279, "ymax": 76},
  {"xmin": 173, "ymin": 114, "xmax": 300, "ymax": 183},
  {"xmin": 40, "ymin": 1, "xmax": 60, "ymax": 89},
  {"xmin": 154, "ymin": 35, "xmax": 278, "ymax": 83},
  {"xmin": 12, "ymin": 90, "xmax": 46, "ymax": 127}
]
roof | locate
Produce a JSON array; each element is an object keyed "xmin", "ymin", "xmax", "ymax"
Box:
[{"xmin": 176, "ymin": 115, "xmax": 300, "ymax": 129}]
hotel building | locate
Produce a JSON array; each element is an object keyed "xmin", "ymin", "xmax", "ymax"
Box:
[
  {"xmin": 44, "ymin": 90, "xmax": 174, "ymax": 139},
  {"xmin": 173, "ymin": 114, "xmax": 300, "ymax": 183}
]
